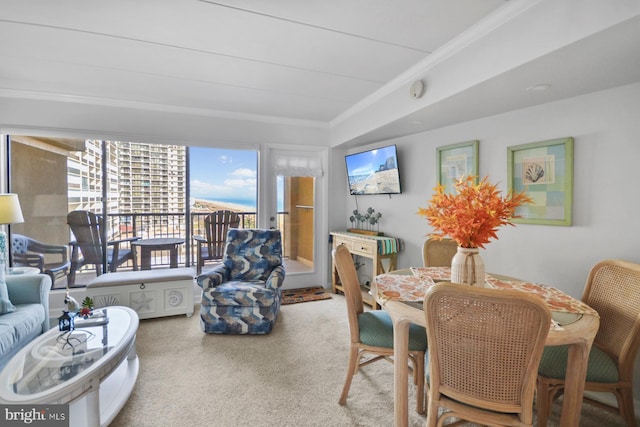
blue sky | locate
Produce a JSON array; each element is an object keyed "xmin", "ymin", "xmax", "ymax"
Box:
[
  {"xmin": 345, "ymin": 145, "xmax": 396, "ymax": 177},
  {"xmin": 189, "ymin": 147, "xmax": 257, "ymax": 203}
]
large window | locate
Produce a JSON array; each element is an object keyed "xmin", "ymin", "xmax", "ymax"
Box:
[{"xmin": 7, "ymin": 136, "xmax": 259, "ymax": 287}]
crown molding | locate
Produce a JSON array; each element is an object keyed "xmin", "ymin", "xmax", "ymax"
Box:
[{"xmin": 0, "ymin": 88, "xmax": 329, "ymax": 129}]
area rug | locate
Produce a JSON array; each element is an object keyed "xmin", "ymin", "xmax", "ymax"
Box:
[{"xmin": 282, "ymin": 287, "xmax": 332, "ymax": 304}]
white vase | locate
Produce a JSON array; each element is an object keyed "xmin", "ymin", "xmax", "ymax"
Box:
[{"xmin": 450, "ymin": 246, "xmax": 485, "ymax": 287}]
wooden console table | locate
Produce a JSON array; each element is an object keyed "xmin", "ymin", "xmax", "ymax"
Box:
[{"xmin": 330, "ymin": 231, "xmax": 402, "ymax": 309}]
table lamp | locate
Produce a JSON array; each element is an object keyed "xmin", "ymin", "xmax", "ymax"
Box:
[{"xmin": 0, "ymin": 194, "xmax": 25, "ymax": 277}]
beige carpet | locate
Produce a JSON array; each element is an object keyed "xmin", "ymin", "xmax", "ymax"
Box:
[{"xmin": 110, "ymin": 295, "xmax": 630, "ymax": 427}]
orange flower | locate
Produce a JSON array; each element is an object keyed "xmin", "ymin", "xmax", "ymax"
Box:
[{"xmin": 417, "ymin": 176, "xmax": 532, "ymax": 249}]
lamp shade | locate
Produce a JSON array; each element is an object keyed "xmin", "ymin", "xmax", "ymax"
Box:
[{"xmin": 0, "ymin": 194, "xmax": 25, "ymax": 224}]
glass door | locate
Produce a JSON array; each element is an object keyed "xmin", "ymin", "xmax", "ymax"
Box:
[{"xmin": 266, "ymin": 148, "xmax": 326, "ymax": 288}]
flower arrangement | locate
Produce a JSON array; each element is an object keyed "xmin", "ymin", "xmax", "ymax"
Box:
[
  {"xmin": 417, "ymin": 176, "xmax": 532, "ymax": 249},
  {"xmin": 350, "ymin": 207, "xmax": 382, "ymax": 232}
]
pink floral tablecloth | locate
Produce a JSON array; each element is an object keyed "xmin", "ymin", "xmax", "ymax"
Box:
[{"xmin": 373, "ymin": 267, "xmax": 598, "ymax": 318}]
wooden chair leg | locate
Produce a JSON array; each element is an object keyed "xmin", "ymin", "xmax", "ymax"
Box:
[
  {"xmin": 339, "ymin": 346, "xmax": 359, "ymax": 405},
  {"xmin": 536, "ymin": 376, "xmax": 554, "ymax": 427},
  {"xmin": 415, "ymin": 352, "xmax": 425, "ymax": 414},
  {"xmin": 617, "ymin": 386, "xmax": 636, "ymax": 427}
]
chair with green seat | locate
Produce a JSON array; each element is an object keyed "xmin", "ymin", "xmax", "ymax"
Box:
[
  {"xmin": 424, "ymin": 282, "xmax": 551, "ymax": 427},
  {"xmin": 332, "ymin": 244, "xmax": 427, "ymax": 414},
  {"xmin": 537, "ymin": 259, "xmax": 640, "ymax": 427}
]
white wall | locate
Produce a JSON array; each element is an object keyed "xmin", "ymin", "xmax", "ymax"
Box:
[
  {"xmin": 335, "ymin": 82, "xmax": 640, "ymax": 299},
  {"xmin": 332, "ymin": 81, "xmax": 640, "ymax": 406}
]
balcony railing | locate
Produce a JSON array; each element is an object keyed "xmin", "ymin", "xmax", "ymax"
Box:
[{"xmin": 102, "ymin": 211, "xmax": 285, "ymax": 269}]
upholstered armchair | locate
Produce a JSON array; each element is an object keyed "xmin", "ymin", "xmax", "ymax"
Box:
[{"xmin": 196, "ymin": 229, "xmax": 285, "ymax": 334}]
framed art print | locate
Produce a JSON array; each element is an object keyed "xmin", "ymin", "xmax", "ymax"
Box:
[
  {"xmin": 507, "ymin": 137, "xmax": 574, "ymax": 226},
  {"xmin": 436, "ymin": 140, "xmax": 479, "ymax": 194}
]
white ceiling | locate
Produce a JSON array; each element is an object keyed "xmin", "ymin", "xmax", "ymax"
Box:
[{"xmin": 1, "ymin": 0, "xmax": 639, "ymax": 147}]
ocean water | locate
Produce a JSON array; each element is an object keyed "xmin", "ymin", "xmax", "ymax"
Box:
[{"xmin": 198, "ymin": 197, "xmax": 256, "ymax": 210}]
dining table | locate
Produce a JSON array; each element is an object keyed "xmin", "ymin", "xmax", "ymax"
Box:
[{"xmin": 372, "ymin": 267, "xmax": 600, "ymax": 427}]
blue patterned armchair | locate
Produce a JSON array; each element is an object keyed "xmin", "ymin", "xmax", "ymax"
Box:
[{"xmin": 196, "ymin": 229, "xmax": 285, "ymax": 334}]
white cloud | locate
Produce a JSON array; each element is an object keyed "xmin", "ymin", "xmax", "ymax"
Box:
[
  {"xmin": 230, "ymin": 168, "xmax": 256, "ymax": 178},
  {"xmin": 224, "ymin": 178, "xmax": 257, "ymax": 188}
]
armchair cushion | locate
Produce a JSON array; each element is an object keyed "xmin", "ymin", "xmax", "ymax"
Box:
[
  {"xmin": 201, "ymin": 281, "xmax": 280, "ymax": 308},
  {"xmin": 223, "ymin": 229, "xmax": 283, "ymax": 281}
]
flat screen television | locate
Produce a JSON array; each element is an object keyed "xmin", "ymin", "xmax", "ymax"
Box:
[{"xmin": 345, "ymin": 145, "xmax": 402, "ymax": 195}]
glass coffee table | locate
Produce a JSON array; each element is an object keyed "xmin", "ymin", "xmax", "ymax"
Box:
[{"xmin": 0, "ymin": 306, "xmax": 139, "ymax": 427}]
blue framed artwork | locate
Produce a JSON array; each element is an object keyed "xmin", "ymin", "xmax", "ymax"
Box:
[
  {"xmin": 436, "ymin": 140, "xmax": 479, "ymax": 194},
  {"xmin": 507, "ymin": 137, "xmax": 574, "ymax": 226}
]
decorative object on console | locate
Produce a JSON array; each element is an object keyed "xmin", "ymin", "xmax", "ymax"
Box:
[
  {"xmin": 418, "ymin": 176, "xmax": 531, "ymax": 286},
  {"xmin": 0, "ymin": 194, "xmax": 25, "ymax": 280},
  {"xmin": 348, "ymin": 207, "xmax": 383, "ymax": 236}
]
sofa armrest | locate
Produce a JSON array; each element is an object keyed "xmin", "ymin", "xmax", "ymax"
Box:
[
  {"xmin": 265, "ymin": 265, "xmax": 286, "ymax": 290},
  {"xmin": 6, "ymin": 274, "xmax": 51, "ymax": 333},
  {"xmin": 197, "ymin": 265, "xmax": 230, "ymax": 290}
]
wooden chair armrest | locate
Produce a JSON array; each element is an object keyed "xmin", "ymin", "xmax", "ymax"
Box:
[
  {"xmin": 108, "ymin": 236, "xmax": 140, "ymax": 246},
  {"xmin": 29, "ymin": 243, "xmax": 68, "ymax": 262},
  {"xmin": 13, "ymin": 253, "xmax": 45, "ymax": 271}
]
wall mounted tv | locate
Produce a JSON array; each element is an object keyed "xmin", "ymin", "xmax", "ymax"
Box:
[{"xmin": 345, "ymin": 145, "xmax": 402, "ymax": 195}]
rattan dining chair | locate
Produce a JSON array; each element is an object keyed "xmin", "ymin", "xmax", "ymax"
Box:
[
  {"xmin": 537, "ymin": 259, "xmax": 640, "ymax": 427},
  {"xmin": 422, "ymin": 238, "xmax": 458, "ymax": 267},
  {"xmin": 423, "ymin": 282, "xmax": 551, "ymax": 427},
  {"xmin": 332, "ymin": 244, "xmax": 427, "ymax": 414}
]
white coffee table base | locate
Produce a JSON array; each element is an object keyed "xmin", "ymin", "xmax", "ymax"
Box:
[
  {"xmin": 69, "ymin": 351, "xmax": 139, "ymax": 427},
  {"xmin": 0, "ymin": 307, "xmax": 140, "ymax": 427}
]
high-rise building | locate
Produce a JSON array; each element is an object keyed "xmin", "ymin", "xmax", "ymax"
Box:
[
  {"xmin": 67, "ymin": 140, "xmax": 120, "ymax": 214},
  {"xmin": 68, "ymin": 140, "xmax": 186, "ymax": 214},
  {"xmin": 117, "ymin": 142, "xmax": 186, "ymax": 213}
]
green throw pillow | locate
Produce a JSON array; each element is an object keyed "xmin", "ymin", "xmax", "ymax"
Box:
[{"xmin": 0, "ymin": 278, "xmax": 16, "ymax": 314}]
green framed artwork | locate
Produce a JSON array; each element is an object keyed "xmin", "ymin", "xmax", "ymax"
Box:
[
  {"xmin": 436, "ymin": 140, "xmax": 479, "ymax": 194},
  {"xmin": 507, "ymin": 137, "xmax": 574, "ymax": 226}
]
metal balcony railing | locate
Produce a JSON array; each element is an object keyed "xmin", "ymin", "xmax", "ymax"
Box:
[{"xmin": 102, "ymin": 211, "xmax": 285, "ymax": 269}]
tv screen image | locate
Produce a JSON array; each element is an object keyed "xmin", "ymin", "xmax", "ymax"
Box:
[{"xmin": 345, "ymin": 145, "xmax": 401, "ymax": 195}]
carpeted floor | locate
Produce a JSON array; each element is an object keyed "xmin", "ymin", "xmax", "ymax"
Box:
[
  {"xmin": 282, "ymin": 287, "xmax": 333, "ymax": 305},
  {"xmin": 110, "ymin": 295, "xmax": 631, "ymax": 427}
]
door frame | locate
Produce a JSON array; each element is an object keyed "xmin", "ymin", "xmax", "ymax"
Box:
[{"xmin": 259, "ymin": 145, "xmax": 328, "ymax": 290}]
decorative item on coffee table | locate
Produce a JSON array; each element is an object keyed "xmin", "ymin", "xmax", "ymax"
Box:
[
  {"xmin": 418, "ymin": 176, "xmax": 531, "ymax": 286},
  {"xmin": 348, "ymin": 207, "xmax": 383, "ymax": 236}
]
